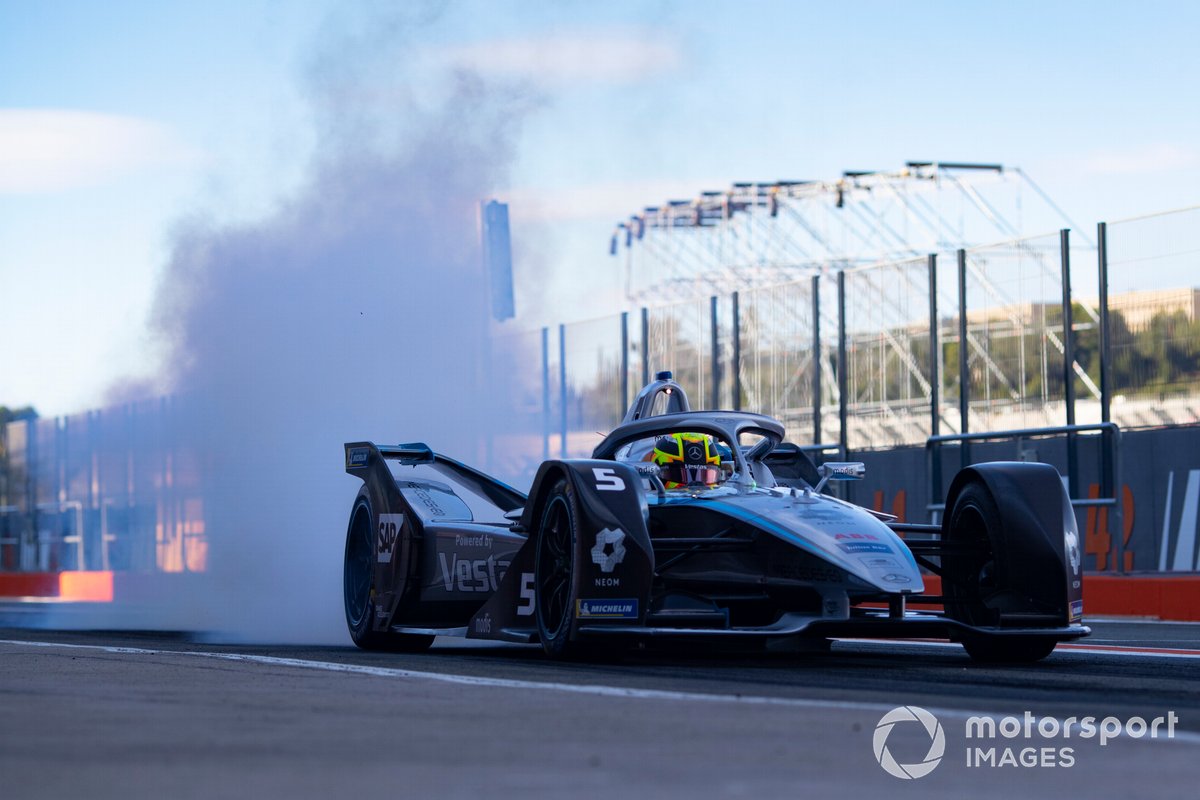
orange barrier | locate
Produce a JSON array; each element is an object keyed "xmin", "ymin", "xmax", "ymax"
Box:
[
  {"xmin": 1083, "ymin": 575, "xmax": 1200, "ymax": 622},
  {"xmin": 1, "ymin": 571, "xmax": 1198, "ymax": 620},
  {"xmin": 0, "ymin": 572, "xmax": 113, "ymax": 602},
  {"xmin": 853, "ymin": 573, "xmax": 1200, "ymax": 622},
  {"xmin": 59, "ymin": 571, "xmax": 114, "ymax": 602},
  {"xmin": 0, "ymin": 573, "xmax": 59, "ymax": 598}
]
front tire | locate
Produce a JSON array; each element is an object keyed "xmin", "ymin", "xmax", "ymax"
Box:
[
  {"xmin": 960, "ymin": 635, "xmax": 1057, "ymax": 664},
  {"xmin": 534, "ymin": 480, "xmax": 583, "ymax": 658},
  {"xmin": 343, "ymin": 496, "xmax": 434, "ymax": 653},
  {"xmin": 944, "ymin": 481, "xmax": 1056, "ymax": 664}
]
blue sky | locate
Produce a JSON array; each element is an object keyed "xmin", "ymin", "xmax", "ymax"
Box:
[{"xmin": 2, "ymin": 0, "xmax": 1198, "ymax": 415}]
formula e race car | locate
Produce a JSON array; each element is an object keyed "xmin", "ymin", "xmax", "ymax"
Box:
[{"xmin": 342, "ymin": 372, "xmax": 1088, "ymax": 663}]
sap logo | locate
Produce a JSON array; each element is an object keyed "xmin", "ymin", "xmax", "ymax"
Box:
[
  {"xmin": 377, "ymin": 514, "xmax": 405, "ymax": 563},
  {"xmin": 437, "ymin": 553, "xmax": 510, "ymax": 593},
  {"xmin": 835, "ymin": 532, "xmax": 880, "ymax": 541}
]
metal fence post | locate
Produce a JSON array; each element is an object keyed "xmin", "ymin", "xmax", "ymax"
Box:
[
  {"xmin": 731, "ymin": 291, "xmax": 742, "ymax": 411},
  {"xmin": 1098, "ymin": 222, "xmax": 1111, "ymax": 424},
  {"xmin": 640, "ymin": 307, "xmax": 650, "ymax": 387},
  {"xmin": 558, "ymin": 324, "xmax": 567, "ymax": 458},
  {"xmin": 812, "ymin": 274, "xmax": 822, "ymax": 444},
  {"xmin": 928, "ymin": 254, "xmax": 943, "ymax": 506},
  {"xmin": 1098, "ymin": 221, "xmax": 1117, "ymax": 570},
  {"xmin": 957, "ymin": 249, "xmax": 970, "ymax": 470},
  {"xmin": 928, "ymin": 254, "xmax": 940, "ymax": 438},
  {"xmin": 620, "ymin": 311, "xmax": 629, "ymax": 418},
  {"xmin": 1061, "ymin": 229, "xmax": 1078, "ymax": 498},
  {"xmin": 837, "ymin": 271, "xmax": 849, "ymax": 462},
  {"xmin": 709, "ymin": 296, "xmax": 720, "ymax": 409},
  {"xmin": 541, "ymin": 327, "xmax": 550, "ymax": 461}
]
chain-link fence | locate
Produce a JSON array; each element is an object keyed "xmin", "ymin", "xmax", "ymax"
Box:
[
  {"xmin": 737, "ymin": 277, "xmax": 820, "ymax": 444},
  {"xmin": 5, "ymin": 208, "xmax": 1199, "ymax": 576},
  {"xmin": 1105, "ymin": 206, "xmax": 1200, "ymax": 426},
  {"xmin": 842, "ymin": 257, "xmax": 935, "ymax": 449},
  {"xmin": 0, "ymin": 398, "xmax": 205, "ymax": 574}
]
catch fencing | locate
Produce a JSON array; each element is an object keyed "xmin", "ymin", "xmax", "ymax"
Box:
[{"xmin": 2, "ymin": 207, "xmax": 1198, "ymax": 576}]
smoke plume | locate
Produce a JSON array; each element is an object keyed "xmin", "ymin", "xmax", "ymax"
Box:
[{"xmin": 143, "ymin": 10, "xmax": 537, "ymax": 642}]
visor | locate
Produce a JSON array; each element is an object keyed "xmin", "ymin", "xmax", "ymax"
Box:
[{"xmin": 660, "ymin": 463, "xmax": 723, "ymax": 488}]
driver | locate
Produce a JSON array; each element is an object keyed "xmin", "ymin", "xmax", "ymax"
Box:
[{"xmin": 649, "ymin": 432, "xmax": 729, "ymax": 489}]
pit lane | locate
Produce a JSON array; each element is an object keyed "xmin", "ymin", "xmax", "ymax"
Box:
[{"xmin": 2, "ymin": 622, "xmax": 1198, "ymax": 799}]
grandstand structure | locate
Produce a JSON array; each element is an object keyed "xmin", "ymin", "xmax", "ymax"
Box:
[
  {"xmin": 589, "ymin": 162, "xmax": 1125, "ymax": 450},
  {"xmin": 609, "ymin": 161, "xmax": 1086, "ymax": 303}
]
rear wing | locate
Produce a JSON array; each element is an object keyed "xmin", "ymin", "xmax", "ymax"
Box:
[
  {"xmin": 344, "ymin": 441, "xmax": 527, "ymax": 513},
  {"xmin": 345, "ymin": 441, "xmax": 434, "ymax": 471}
]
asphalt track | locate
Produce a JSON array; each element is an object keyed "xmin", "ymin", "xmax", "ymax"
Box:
[{"xmin": 2, "ymin": 621, "xmax": 1199, "ymax": 799}]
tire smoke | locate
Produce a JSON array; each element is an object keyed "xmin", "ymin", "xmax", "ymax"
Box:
[{"xmin": 141, "ymin": 13, "xmax": 537, "ymax": 642}]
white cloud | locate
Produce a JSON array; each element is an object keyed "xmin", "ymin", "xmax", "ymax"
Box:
[
  {"xmin": 1081, "ymin": 143, "xmax": 1200, "ymax": 176},
  {"xmin": 0, "ymin": 109, "xmax": 202, "ymax": 193},
  {"xmin": 438, "ymin": 30, "xmax": 682, "ymax": 87}
]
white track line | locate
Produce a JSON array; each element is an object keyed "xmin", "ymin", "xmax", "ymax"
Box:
[
  {"xmin": 834, "ymin": 637, "xmax": 1200, "ymax": 660},
  {"xmin": 3, "ymin": 637, "xmax": 1200, "ymax": 746}
]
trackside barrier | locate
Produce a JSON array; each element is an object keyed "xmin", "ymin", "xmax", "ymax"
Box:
[{"xmin": 926, "ymin": 421, "xmax": 1120, "ymax": 520}]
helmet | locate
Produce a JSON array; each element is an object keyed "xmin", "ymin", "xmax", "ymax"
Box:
[{"xmin": 651, "ymin": 432, "xmax": 725, "ymax": 489}]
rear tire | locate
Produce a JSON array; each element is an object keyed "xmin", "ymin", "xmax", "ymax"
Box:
[
  {"xmin": 343, "ymin": 496, "xmax": 434, "ymax": 653},
  {"xmin": 534, "ymin": 480, "xmax": 584, "ymax": 658},
  {"xmin": 944, "ymin": 481, "xmax": 1057, "ymax": 664}
]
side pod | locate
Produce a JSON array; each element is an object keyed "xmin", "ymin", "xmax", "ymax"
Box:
[
  {"xmin": 343, "ymin": 442, "xmax": 430, "ymax": 631},
  {"xmin": 469, "ymin": 460, "xmax": 654, "ymax": 642}
]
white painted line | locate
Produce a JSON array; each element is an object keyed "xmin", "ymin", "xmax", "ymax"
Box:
[
  {"xmin": 835, "ymin": 637, "xmax": 1200, "ymax": 660},
  {"xmin": 1085, "ymin": 617, "xmax": 1200, "ymax": 626},
  {"xmin": 1159, "ymin": 471, "xmax": 1175, "ymax": 571},
  {"xmin": 1173, "ymin": 470, "xmax": 1199, "ymax": 571},
  {"xmin": 3, "ymin": 637, "xmax": 1200, "ymax": 746}
]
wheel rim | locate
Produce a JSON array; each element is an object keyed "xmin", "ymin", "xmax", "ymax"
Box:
[
  {"xmin": 948, "ymin": 502, "xmax": 997, "ymax": 626},
  {"xmin": 344, "ymin": 507, "xmax": 373, "ymax": 628},
  {"xmin": 535, "ymin": 495, "xmax": 574, "ymax": 639}
]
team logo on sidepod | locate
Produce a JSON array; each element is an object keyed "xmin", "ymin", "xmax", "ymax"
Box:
[
  {"xmin": 591, "ymin": 528, "xmax": 627, "ymax": 573},
  {"xmin": 1065, "ymin": 529, "xmax": 1081, "ymax": 575},
  {"xmin": 873, "ymin": 706, "xmax": 945, "ymax": 779}
]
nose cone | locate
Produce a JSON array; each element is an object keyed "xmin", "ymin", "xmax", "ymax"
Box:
[{"xmin": 789, "ymin": 499, "xmax": 925, "ymax": 592}]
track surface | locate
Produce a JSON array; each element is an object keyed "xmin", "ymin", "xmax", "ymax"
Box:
[{"xmin": 2, "ymin": 622, "xmax": 1199, "ymax": 799}]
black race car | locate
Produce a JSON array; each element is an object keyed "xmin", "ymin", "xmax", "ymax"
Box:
[{"xmin": 342, "ymin": 372, "xmax": 1087, "ymax": 662}]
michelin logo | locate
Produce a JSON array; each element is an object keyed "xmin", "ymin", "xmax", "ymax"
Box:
[
  {"xmin": 347, "ymin": 446, "xmax": 370, "ymax": 468},
  {"xmin": 576, "ymin": 599, "xmax": 638, "ymax": 619}
]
